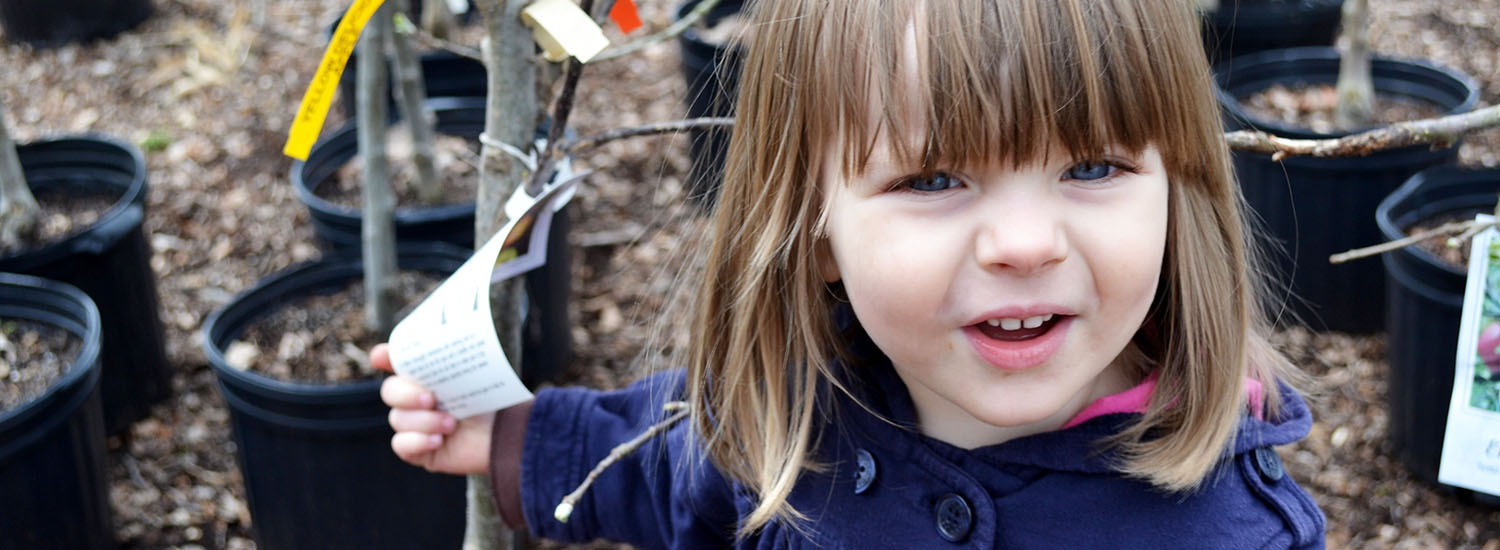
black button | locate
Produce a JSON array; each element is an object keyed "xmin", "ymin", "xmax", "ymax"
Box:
[
  {"xmin": 934, "ymin": 493, "xmax": 973, "ymax": 542},
  {"xmin": 853, "ymin": 449, "xmax": 877, "ymax": 495},
  {"xmin": 1254, "ymin": 447, "xmax": 1284, "ymax": 483}
]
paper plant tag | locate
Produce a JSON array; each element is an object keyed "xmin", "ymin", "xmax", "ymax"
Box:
[
  {"xmin": 1438, "ymin": 214, "xmax": 1500, "ymax": 496},
  {"xmin": 521, "ymin": 0, "xmax": 610, "ymax": 63},
  {"xmin": 283, "ymin": 0, "xmax": 387, "ymax": 161},
  {"xmin": 444, "ymin": 0, "xmax": 469, "ymax": 15},
  {"xmin": 386, "ymin": 170, "xmax": 585, "ymax": 419}
]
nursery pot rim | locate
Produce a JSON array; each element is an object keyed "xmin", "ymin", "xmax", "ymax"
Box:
[
  {"xmin": 288, "ymin": 96, "xmax": 482, "ymax": 224},
  {"xmin": 1, "ymin": 134, "xmax": 147, "ymax": 262},
  {"xmin": 0, "ymin": 272, "xmax": 102, "ymax": 434},
  {"xmin": 1206, "ymin": 0, "xmax": 1344, "ymax": 24},
  {"xmin": 202, "ymin": 245, "xmax": 469, "ymax": 403},
  {"xmin": 1376, "ymin": 166, "xmax": 1497, "ymax": 277},
  {"xmin": 1214, "ymin": 46, "xmax": 1481, "ymax": 139}
]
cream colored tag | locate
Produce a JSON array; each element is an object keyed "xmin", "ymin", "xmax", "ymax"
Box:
[{"xmin": 521, "ymin": 0, "xmax": 610, "ymax": 63}]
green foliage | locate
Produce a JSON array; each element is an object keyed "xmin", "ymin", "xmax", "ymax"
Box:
[{"xmin": 140, "ymin": 129, "xmax": 173, "ymax": 153}]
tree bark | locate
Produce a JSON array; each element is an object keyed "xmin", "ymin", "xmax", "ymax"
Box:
[
  {"xmin": 468, "ymin": 1, "xmax": 538, "ymax": 549},
  {"xmin": 388, "ymin": 0, "xmax": 444, "ymax": 204},
  {"xmin": 421, "ymin": 0, "xmax": 458, "ymax": 39},
  {"xmin": 1334, "ymin": 0, "xmax": 1374, "ymax": 129},
  {"xmin": 0, "ymin": 97, "xmax": 38, "ymax": 249},
  {"xmin": 360, "ymin": 7, "xmax": 399, "ymax": 339}
]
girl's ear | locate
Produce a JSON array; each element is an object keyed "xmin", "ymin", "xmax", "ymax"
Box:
[{"xmin": 816, "ymin": 238, "xmax": 841, "ymax": 283}]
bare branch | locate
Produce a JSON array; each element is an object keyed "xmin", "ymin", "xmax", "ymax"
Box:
[
  {"xmin": 1224, "ymin": 103, "xmax": 1500, "ymax": 160},
  {"xmin": 592, "ymin": 0, "xmax": 725, "ymax": 63},
  {"xmin": 554, "ymin": 403, "xmax": 690, "ymax": 523},
  {"xmin": 408, "ymin": 24, "xmax": 484, "ymax": 63},
  {"xmin": 0, "ymin": 96, "xmax": 38, "ymax": 249},
  {"xmin": 1329, "ymin": 219, "xmax": 1479, "ymax": 264},
  {"xmin": 564, "ymin": 116, "xmax": 733, "ymax": 154}
]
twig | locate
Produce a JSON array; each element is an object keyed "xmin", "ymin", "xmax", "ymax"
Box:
[
  {"xmin": 1328, "ymin": 219, "xmax": 1480, "ymax": 264},
  {"xmin": 405, "ymin": 24, "xmax": 483, "ymax": 62},
  {"xmin": 565, "ymin": 116, "xmax": 734, "ymax": 154},
  {"xmin": 592, "ymin": 0, "xmax": 725, "ymax": 63},
  {"xmin": 526, "ymin": 0, "xmax": 596, "ymax": 196},
  {"xmin": 554, "ymin": 402, "xmax": 690, "ymax": 523},
  {"xmin": 1225, "ymin": 104, "xmax": 1500, "ymax": 161}
]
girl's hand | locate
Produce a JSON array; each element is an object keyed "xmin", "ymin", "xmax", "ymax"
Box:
[{"xmin": 372, "ymin": 344, "xmax": 493, "ymax": 475}]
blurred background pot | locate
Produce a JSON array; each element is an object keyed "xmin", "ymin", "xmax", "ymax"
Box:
[
  {"xmin": 676, "ymin": 0, "xmax": 744, "ymax": 210},
  {"xmin": 1216, "ymin": 47, "xmax": 1479, "ymax": 333},
  {"xmin": 0, "ymin": 273, "xmax": 110, "ymax": 550},
  {"xmin": 1201, "ymin": 0, "xmax": 1344, "ymax": 69},
  {"xmin": 0, "ymin": 135, "xmax": 170, "ymax": 434},
  {"xmin": 202, "ymin": 245, "xmax": 469, "ymax": 550},
  {"xmin": 0, "ymin": 0, "xmax": 151, "ymax": 47}
]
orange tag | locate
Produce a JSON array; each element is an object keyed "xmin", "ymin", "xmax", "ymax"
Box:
[{"xmin": 610, "ymin": 0, "xmax": 642, "ymax": 34}]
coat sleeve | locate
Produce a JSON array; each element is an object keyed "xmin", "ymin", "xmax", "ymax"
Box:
[{"xmin": 519, "ymin": 370, "xmax": 739, "ymax": 548}]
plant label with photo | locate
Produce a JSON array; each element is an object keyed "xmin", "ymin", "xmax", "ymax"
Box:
[
  {"xmin": 386, "ymin": 171, "xmax": 583, "ymax": 419},
  {"xmin": 1439, "ymin": 214, "xmax": 1500, "ymax": 496}
]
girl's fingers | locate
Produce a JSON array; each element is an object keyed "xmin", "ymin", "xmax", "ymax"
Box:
[
  {"xmin": 370, "ymin": 344, "xmax": 393, "ymax": 373},
  {"xmin": 389, "ymin": 408, "xmax": 458, "ymax": 435},
  {"xmin": 380, "ymin": 375, "xmax": 436, "ymax": 410},
  {"xmin": 391, "ymin": 431, "xmax": 443, "ymax": 463}
]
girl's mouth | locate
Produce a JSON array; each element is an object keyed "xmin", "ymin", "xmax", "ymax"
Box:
[
  {"xmin": 973, "ymin": 314, "xmax": 1063, "ymax": 341},
  {"xmin": 963, "ymin": 315, "xmax": 1072, "ymax": 370}
]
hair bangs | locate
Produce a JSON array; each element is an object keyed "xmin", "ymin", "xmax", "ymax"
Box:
[{"xmin": 808, "ymin": 0, "xmax": 1215, "ymax": 178}]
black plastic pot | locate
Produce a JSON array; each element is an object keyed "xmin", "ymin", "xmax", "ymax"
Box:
[
  {"xmin": 338, "ymin": 48, "xmax": 486, "ymax": 120},
  {"xmin": 1201, "ymin": 0, "xmax": 1343, "ymax": 68},
  {"xmin": 677, "ymin": 0, "xmax": 744, "ymax": 209},
  {"xmin": 291, "ymin": 97, "xmax": 572, "ymax": 386},
  {"xmin": 1377, "ymin": 167, "xmax": 1500, "ymax": 489},
  {"xmin": 0, "ymin": 135, "xmax": 170, "ymax": 434},
  {"xmin": 0, "ymin": 0, "xmax": 150, "ymax": 47},
  {"xmin": 202, "ymin": 245, "xmax": 471, "ymax": 550},
  {"xmin": 0, "ymin": 273, "xmax": 110, "ymax": 550},
  {"xmin": 1216, "ymin": 47, "xmax": 1480, "ymax": 333}
]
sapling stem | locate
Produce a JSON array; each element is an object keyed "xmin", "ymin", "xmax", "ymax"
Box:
[
  {"xmin": 360, "ymin": 6, "xmax": 398, "ymax": 338},
  {"xmin": 388, "ymin": 0, "xmax": 443, "ymax": 204},
  {"xmin": 0, "ymin": 96, "xmax": 38, "ymax": 249},
  {"xmin": 1334, "ymin": 0, "xmax": 1374, "ymax": 130}
]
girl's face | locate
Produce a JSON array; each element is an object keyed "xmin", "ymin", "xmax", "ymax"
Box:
[{"xmin": 820, "ymin": 140, "xmax": 1169, "ymax": 448}]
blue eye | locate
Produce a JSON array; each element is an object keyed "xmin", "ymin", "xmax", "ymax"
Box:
[
  {"xmin": 900, "ymin": 172, "xmax": 963, "ymax": 192},
  {"xmin": 1066, "ymin": 162, "xmax": 1115, "ymax": 181}
]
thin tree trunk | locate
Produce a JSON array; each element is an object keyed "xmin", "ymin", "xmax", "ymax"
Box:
[
  {"xmin": 1335, "ymin": 0, "xmax": 1374, "ymax": 129},
  {"xmin": 360, "ymin": 7, "xmax": 399, "ymax": 339},
  {"xmin": 0, "ymin": 96, "xmax": 38, "ymax": 249},
  {"xmin": 422, "ymin": 0, "xmax": 458, "ymax": 40},
  {"xmin": 468, "ymin": 1, "xmax": 538, "ymax": 548},
  {"xmin": 388, "ymin": 0, "xmax": 444, "ymax": 204}
]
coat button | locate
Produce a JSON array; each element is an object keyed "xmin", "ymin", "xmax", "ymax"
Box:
[
  {"xmin": 1254, "ymin": 447, "xmax": 1284, "ymax": 483},
  {"xmin": 853, "ymin": 449, "xmax": 877, "ymax": 495},
  {"xmin": 934, "ymin": 493, "xmax": 973, "ymax": 542}
]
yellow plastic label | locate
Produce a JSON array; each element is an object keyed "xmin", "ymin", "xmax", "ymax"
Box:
[
  {"xmin": 283, "ymin": 0, "xmax": 388, "ymax": 161},
  {"xmin": 521, "ymin": 0, "xmax": 610, "ymax": 63}
]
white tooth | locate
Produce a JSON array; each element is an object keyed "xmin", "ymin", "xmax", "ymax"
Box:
[
  {"xmin": 987, "ymin": 319, "xmax": 1001, "ymax": 327},
  {"xmin": 999, "ymin": 318, "xmax": 1022, "ymax": 330},
  {"xmin": 1022, "ymin": 316, "xmax": 1044, "ymax": 329},
  {"xmin": 1043, "ymin": 313, "xmax": 1055, "ymax": 322}
]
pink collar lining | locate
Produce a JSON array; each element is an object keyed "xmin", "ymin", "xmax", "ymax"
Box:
[{"xmin": 1061, "ymin": 372, "xmax": 1264, "ymax": 429}]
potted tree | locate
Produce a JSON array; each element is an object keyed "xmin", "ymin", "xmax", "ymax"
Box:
[
  {"xmin": 0, "ymin": 272, "xmax": 110, "ymax": 550},
  {"xmin": 202, "ymin": 6, "xmax": 476, "ymax": 549},
  {"xmin": 0, "ymin": 97, "xmax": 171, "ymax": 434},
  {"xmin": 1214, "ymin": 0, "xmax": 1480, "ymax": 333}
]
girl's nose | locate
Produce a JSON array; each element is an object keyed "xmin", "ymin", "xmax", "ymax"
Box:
[{"xmin": 973, "ymin": 210, "xmax": 1068, "ymax": 276}]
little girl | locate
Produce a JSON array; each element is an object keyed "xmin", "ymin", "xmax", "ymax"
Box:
[{"xmin": 376, "ymin": 0, "xmax": 1326, "ymax": 547}]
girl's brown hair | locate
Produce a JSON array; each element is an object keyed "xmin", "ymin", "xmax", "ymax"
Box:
[{"xmin": 683, "ymin": 0, "xmax": 1301, "ymax": 534}]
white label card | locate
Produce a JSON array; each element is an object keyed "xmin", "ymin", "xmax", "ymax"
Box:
[
  {"xmin": 1439, "ymin": 214, "xmax": 1500, "ymax": 496},
  {"xmin": 386, "ymin": 170, "xmax": 585, "ymax": 419}
]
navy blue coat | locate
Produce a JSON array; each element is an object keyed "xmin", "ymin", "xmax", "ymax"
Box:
[{"xmin": 517, "ymin": 357, "xmax": 1325, "ymax": 549}]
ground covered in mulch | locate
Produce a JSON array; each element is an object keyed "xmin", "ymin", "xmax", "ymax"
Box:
[{"xmin": 2, "ymin": 0, "xmax": 1499, "ymax": 548}]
